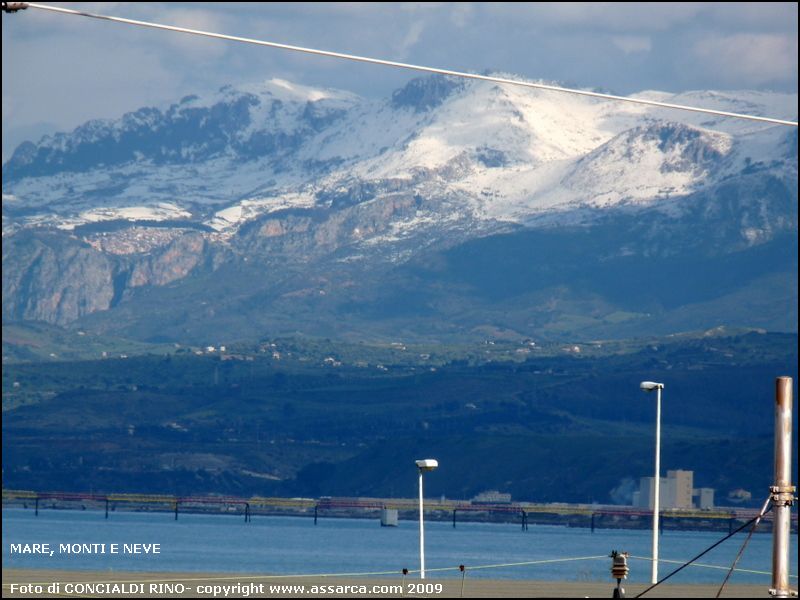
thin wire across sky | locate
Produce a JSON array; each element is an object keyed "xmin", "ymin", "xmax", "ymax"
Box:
[{"xmin": 13, "ymin": 2, "xmax": 800, "ymax": 128}]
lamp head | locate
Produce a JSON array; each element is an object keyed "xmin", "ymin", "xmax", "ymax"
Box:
[
  {"xmin": 640, "ymin": 381, "xmax": 664, "ymax": 392},
  {"xmin": 415, "ymin": 459, "xmax": 438, "ymax": 471}
]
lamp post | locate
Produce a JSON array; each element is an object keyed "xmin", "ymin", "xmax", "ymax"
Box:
[
  {"xmin": 640, "ymin": 381, "xmax": 664, "ymax": 585},
  {"xmin": 415, "ymin": 458, "xmax": 438, "ymax": 580}
]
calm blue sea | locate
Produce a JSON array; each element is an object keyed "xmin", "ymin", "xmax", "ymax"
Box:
[{"xmin": 3, "ymin": 508, "xmax": 797, "ymax": 585}]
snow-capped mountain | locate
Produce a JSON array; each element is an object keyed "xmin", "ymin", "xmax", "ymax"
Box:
[
  {"xmin": 5, "ymin": 75, "xmax": 795, "ymax": 231},
  {"xmin": 2, "ymin": 75, "xmax": 797, "ymax": 341}
]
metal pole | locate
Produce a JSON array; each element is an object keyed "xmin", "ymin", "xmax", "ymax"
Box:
[
  {"xmin": 652, "ymin": 385, "xmax": 662, "ymax": 585},
  {"xmin": 771, "ymin": 376, "xmax": 794, "ymax": 598},
  {"xmin": 419, "ymin": 469, "xmax": 426, "ymax": 580}
]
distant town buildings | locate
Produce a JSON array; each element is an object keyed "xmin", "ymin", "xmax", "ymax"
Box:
[
  {"xmin": 472, "ymin": 490, "xmax": 512, "ymax": 504},
  {"xmin": 632, "ymin": 470, "xmax": 715, "ymax": 510},
  {"xmin": 695, "ymin": 487, "xmax": 715, "ymax": 509}
]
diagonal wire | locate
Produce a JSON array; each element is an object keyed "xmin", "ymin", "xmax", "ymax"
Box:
[
  {"xmin": 630, "ymin": 556, "xmax": 795, "ymax": 578},
  {"xmin": 0, "ymin": 554, "xmax": 609, "ymax": 589},
  {"xmin": 14, "ymin": 2, "xmax": 799, "ymax": 128},
  {"xmin": 716, "ymin": 497, "xmax": 772, "ymax": 598},
  {"xmin": 635, "ymin": 502, "xmax": 773, "ymax": 598}
]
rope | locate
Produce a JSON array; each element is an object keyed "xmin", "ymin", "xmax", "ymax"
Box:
[
  {"xmin": 716, "ymin": 497, "xmax": 771, "ymax": 597},
  {"xmin": 426, "ymin": 555, "xmax": 608, "ymax": 572},
  {"xmin": 631, "ymin": 556, "xmax": 798, "ymax": 579},
  {"xmin": 16, "ymin": 2, "xmax": 798, "ymax": 128},
  {"xmin": 1, "ymin": 555, "xmax": 607, "ymax": 589},
  {"xmin": 634, "ymin": 505, "xmax": 772, "ymax": 597}
]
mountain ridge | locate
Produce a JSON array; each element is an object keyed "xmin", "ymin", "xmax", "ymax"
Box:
[{"xmin": 2, "ymin": 74, "xmax": 797, "ymax": 342}]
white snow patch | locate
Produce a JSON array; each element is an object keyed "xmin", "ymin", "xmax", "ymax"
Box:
[
  {"xmin": 49, "ymin": 202, "xmax": 192, "ymax": 230},
  {"xmin": 79, "ymin": 202, "xmax": 190, "ymax": 223},
  {"xmin": 207, "ymin": 192, "xmax": 318, "ymax": 232}
]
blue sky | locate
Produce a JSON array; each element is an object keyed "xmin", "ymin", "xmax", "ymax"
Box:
[{"xmin": 2, "ymin": 2, "xmax": 798, "ymax": 159}]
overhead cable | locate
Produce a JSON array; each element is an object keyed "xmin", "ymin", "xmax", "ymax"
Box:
[{"xmin": 14, "ymin": 2, "xmax": 799, "ymax": 128}]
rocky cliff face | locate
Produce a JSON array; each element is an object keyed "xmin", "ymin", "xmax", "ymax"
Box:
[
  {"xmin": 3, "ymin": 230, "xmax": 218, "ymax": 325},
  {"xmin": 3, "ymin": 233, "xmax": 116, "ymax": 324}
]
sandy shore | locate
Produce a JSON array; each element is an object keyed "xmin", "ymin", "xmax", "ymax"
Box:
[{"xmin": 1, "ymin": 569, "xmax": 772, "ymax": 598}]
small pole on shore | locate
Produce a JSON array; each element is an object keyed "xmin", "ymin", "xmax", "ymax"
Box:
[
  {"xmin": 105, "ymin": 498, "xmax": 109, "ymax": 519},
  {"xmin": 244, "ymin": 502, "xmax": 250, "ymax": 523},
  {"xmin": 35, "ymin": 496, "xmax": 39, "ymax": 517},
  {"xmin": 591, "ymin": 512, "xmax": 595, "ymax": 533},
  {"xmin": 770, "ymin": 376, "xmax": 795, "ymax": 598},
  {"xmin": 174, "ymin": 501, "xmax": 179, "ymax": 521},
  {"xmin": 452, "ymin": 508, "xmax": 457, "ymax": 529},
  {"xmin": 314, "ymin": 504, "xmax": 318, "ymax": 525}
]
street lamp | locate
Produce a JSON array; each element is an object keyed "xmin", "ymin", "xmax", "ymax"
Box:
[
  {"xmin": 640, "ymin": 381, "xmax": 664, "ymax": 585},
  {"xmin": 415, "ymin": 458, "xmax": 438, "ymax": 580}
]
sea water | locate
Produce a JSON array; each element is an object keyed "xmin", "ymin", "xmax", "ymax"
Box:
[{"xmin": 2, "ymin": 508, "xmax": 797, "ymax": 585}]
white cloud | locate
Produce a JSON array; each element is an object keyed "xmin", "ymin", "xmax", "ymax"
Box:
[
  {"xmin": 449, "ymin": 3, "xmax": 475, "ymax": 28},
  {"xmin": 397, "ymin": 20, "xmax": 427, "ymax": 58},
  {"xmin": 693, "ymin": 33, "xmax": 798, "ymax": 86},
  {"xmin": 611, "ymin": 35, "xmax": 652, "ymax": 54},
  {"xmin": 152, "ymin": 7, "xmax": 234, "ymax": 60},
  {"xmin": 484, "ymin": 2, "xmax": 710, "ymax": 32}
]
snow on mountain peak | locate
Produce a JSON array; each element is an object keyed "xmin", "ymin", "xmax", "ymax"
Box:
[
  {"xmin": 2, "ymin": 74, "xmax": 796, "ymax": 238},
  {"xmin": 543, "ymin": 121, "xmax": 734, "ymax": 210},
  {"xmin": 174, "ymin": 78, "xmax": 359, "ymax": 110},
  {"xmin": 262, "ymin": 78, "xmax": 345, "ymax": 103}
]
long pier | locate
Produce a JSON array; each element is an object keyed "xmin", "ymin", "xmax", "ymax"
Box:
[{"xmin": 4, "ymin": 488, "xmax": 794, "ymax": 532}]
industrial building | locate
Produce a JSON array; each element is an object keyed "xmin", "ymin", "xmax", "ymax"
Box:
[{"xmin": 632, "ymin": 470, "xmax": 715, "ymax": 509}]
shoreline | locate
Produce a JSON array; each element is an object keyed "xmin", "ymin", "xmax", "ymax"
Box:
[{"xmin": 1, "ymin": 568, "xmax": 773, "ymax": 598}]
